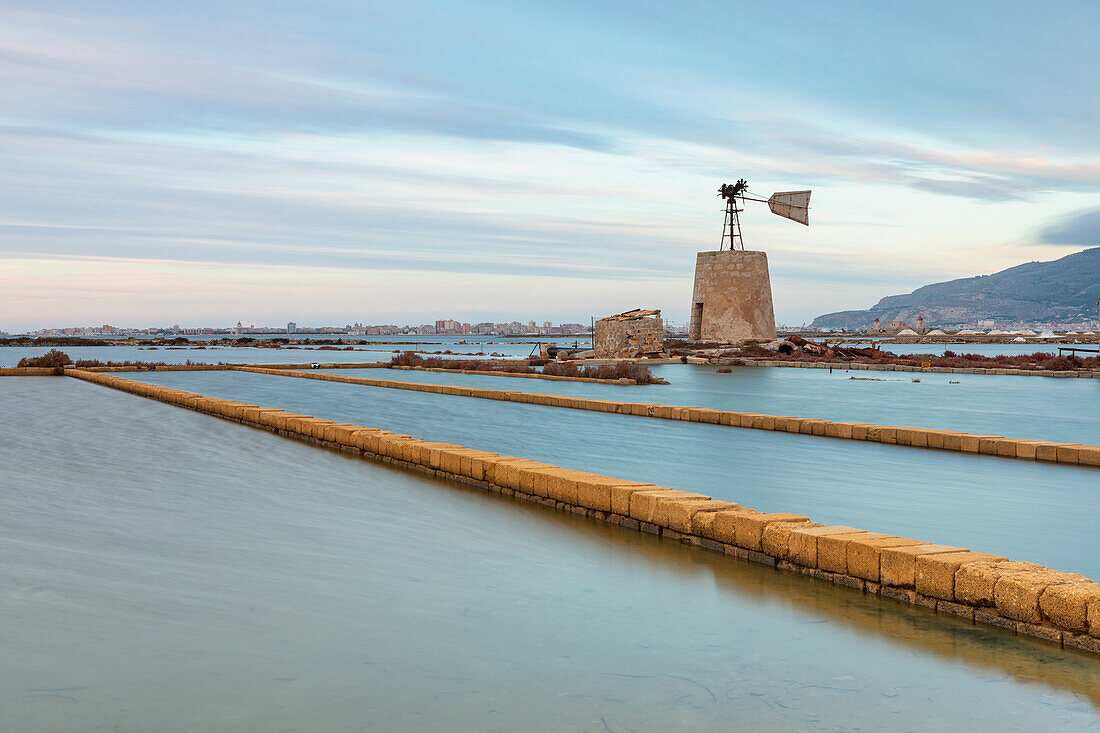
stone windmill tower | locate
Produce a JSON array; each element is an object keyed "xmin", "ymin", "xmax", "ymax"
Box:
[{"xmin": 688, "ymin": 180, "xmax": 810, "ymax": 343}]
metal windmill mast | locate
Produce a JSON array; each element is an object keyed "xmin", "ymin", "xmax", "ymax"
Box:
[{"xmin": 717, "ymin": 179, "xmax": 812, "ymax": 250}]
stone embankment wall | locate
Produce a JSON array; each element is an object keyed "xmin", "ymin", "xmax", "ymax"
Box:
[
  {"xmin": 77, "ymin": 362, "xmax": 647, "ymax": 384},
  {"xmin": 0, "ymin": 367, "xmax": 60, "ymax": 376},
  {"xmin": 233, "ymin": 367, "xmax": 1100, "ymax": 467},
  {"xmin": 63, "ymin": 367, "xmax": 1100, "ymax": 656},
  {"xmin": 389, "ymin": 365, "xmax": 647, "ymax": 384},
  {"xmin": 730, "ymin": 358, "xmax": 1100, "ymax": 379}
]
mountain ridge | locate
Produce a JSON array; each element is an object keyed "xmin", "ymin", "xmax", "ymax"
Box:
[{"xmin": 811, "ymin": 247, "xmax": 1100, "ymax": 329}]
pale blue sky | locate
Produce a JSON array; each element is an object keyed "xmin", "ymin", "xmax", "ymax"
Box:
[{"xmin": 2, "ymin": 0, "xmax": 1099, "ymax": 329}]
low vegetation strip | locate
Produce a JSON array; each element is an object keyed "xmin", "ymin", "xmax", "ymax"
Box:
[
  {"xmin": 727, "ymin": 356, "xmax": 1100, "ymax": 378},
  {"xmin": 231, "ymin": 366, "xmax": 1100, "ymax": 467},
  {"xmin": 62, "ymin": 367, "xmax": 1100, "ymax": 656},
  {"xmin": 389, "ymin": 351, "xmax": 662, "ymax": 384}
]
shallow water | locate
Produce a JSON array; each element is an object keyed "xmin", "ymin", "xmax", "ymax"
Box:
[
  {"xmin": 3, "ymin": 377, "xmax": 1100, "ymax": 731},
  {"xmin": 319, "ymin": 363, "xmax": 1100, "ymax": 445},
  {"xmin": 127, "ymin": 369, "xmax": 1100, "ymax": 578}
]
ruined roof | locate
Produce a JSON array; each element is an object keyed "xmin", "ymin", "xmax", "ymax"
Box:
[{"xmin": 600, "ymin": 308, "xmax": 661, "ymax": 322}]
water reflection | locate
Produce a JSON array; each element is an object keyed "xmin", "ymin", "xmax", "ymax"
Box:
[
  {"xmin": 4, "ymin": 377, "xmax": 1098, "ymax": 731},
  {"xmin": 130, "ymin": 369, "xmax": 1100, "ymax": 579},
  {"xmin": 317, "ymin": 363, "xmax": 1100, "ymax": 445}
]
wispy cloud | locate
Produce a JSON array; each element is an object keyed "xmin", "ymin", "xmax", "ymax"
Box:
[
  {"xmin": 1038, "ymin": 208, "xmax": 1100, "ymax": 247},
  {"xmin": 3, "ymin": 1, "xmax": 1100, "ymax": 328}
]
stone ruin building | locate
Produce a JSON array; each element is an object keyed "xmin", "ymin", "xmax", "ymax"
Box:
[{"xmin": 594, "ymin": 309, "xmax": 664, "ymax": 358}]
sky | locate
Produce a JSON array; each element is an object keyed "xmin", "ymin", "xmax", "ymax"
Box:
[{"xmin": 2, "ymin": 0, "xmax": 1100, "ymax": 330}]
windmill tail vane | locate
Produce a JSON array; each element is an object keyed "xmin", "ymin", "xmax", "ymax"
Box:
[{"xmin": 718, "ymin": 179, "xmax": 811, "ymax": 251}]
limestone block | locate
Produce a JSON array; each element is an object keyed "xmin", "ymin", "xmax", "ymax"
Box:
[
  {"xmin": 1039, "ymin": 582, "xmax": 1100, "ymax": 633},
  {"xmin": 324, "ymin": 424, "xmax": 360, "ymax": 447},
  {"xmin": 569, "ymin": 474, "xmax": 653, "ymax": 513},
  {"xmin": 1078, "ymin": 445, "xmax": 1100, "ymax": 467},
  {"xmin": 730, "ymin": 512, "xmax": 809, "ymax": 552},
  {"xmin": 941, "ymin": 433, "xmax": 963, "ymax": 451},
  {"xmin": 833, "ymin": 422, "xmax": 855, "ymax": 439},
  {"xmin": 762, "ymin": 521, "xmax": 821, "ymax": 560},
  {"xmin": 459, "ymin": 451, "xmax": 499, "ymax": 482},
  {"xmin": 484, "ymin": 457, "xmax": 546, "ymax": 488},
  {"xmin": 398, "ymin": 438, "xmax": 426, "ymax": 462},
  {"xmin": 629, "ymin": 490, "xmax": 710, "ymax": 523},
  {"xmin": 1056, "ymin": 445, "xmax": 1082, "ymax": 464},
  {"xmin": 352, "ymin": 429, "xmax": 383, "ymax": 453},
  {"xmin": 846, "ymin": 537, "xmax": 927, "ymax": 583},
  {"xmin": 650, "ymin": 405, "xmax": 674, "ymax": 420},
  {"xmin": 656, "ymin": 499, "xmax": 737, "ymax": 534},
  {"xmin": 529, "ymin": 467, "xmax": 584, "ymax": 502},
  {"xmin": 421, "ymin": 443, "xmax": 461, "ymax": 468},
  {"xmin": 880, "ymin": 544, "xmax": 967, "ymax": 588},
  {"xmin": 958, "ymin": 434, "xmax": 981, "ymax": 453},
  {"xmin": 439, "ymin": 448, "xmax": 482, "ymax": 477},
  {"xmin": 283, "ymin": 416, "xmax": 314, "ymax": 435},
  {"xmin": 1014, "ymin": 441, "xmax": 1039, "ymax": 460},
  {"xmin": 925, "ymin": 431, "xmax": 945, "ymax": 450},
  {"xmin": 915, "ymin": 552, "xmax": 1008, "ymax": 602},
  {"xmin": 609, "ymin": 484, "xmax": 665, "ymax": 516},
  {"xmin": 1035, "ymin": 443, "xmax": 1060, "ymax": 462},
  {"xmin": 694, "ymin": 409, "xmax": 723, "ymax": 425},
  {"xmin": 1090, "ymin": 597, "xmax": 1100, "ymax": 638},
  {"xmin": 977, "ymin": 437, "xmax": 1001, "ymax": 455},
  {"xmin": 787, "ymin": 526, "xmax": 867, "ymax": 568},
  {"xmin": 995, "ymin": 570, "xmax": 1089, "ymax": 623},
  {"xmin": 817, "ymin": 532, "xmax": 893, "ymax": 574},
  {"xmin": 694, "ymin": 507, "xmax": 760, "ymax": 544},
  {"xmin": 755, "ymin": 415, "xmax": 778, "ymax": 430}
]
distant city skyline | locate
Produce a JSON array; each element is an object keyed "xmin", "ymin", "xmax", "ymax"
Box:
[{"xmin": 3, "ymin": 2, "xmax": 1100, "ymax": 330}]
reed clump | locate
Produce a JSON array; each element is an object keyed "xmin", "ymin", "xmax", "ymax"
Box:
[{"xmin": 542, "ymin": 361, "xmax": 657, "ymax": 384}]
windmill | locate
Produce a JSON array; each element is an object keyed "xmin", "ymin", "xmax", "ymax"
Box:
[{"xmin": 718, "ymin": 179, "xmax": 811, "ymax": 251}]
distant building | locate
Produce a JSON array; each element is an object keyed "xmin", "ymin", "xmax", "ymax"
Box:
[
  {"xmin": 287, "ymin": 322, "xmax": 297, "ymax": 334},
  {"xmin": 887, "ymin": 320, "xmax": 908, "ymax": 333}
]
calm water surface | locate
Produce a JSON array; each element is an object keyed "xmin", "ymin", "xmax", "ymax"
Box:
[
  {"xmin": 0, "ymin": 336, "xmax": 576, "ymax": 367},
  {"xmin": 129, "ymin": 370, "xmax": 1100, "ymax": 578},
  {"xmin": 320, "ymin": 364, "xmax": 1100, "ymax": 444},
  {"xmin": 3, "ymin": 377, "xmax": 1100, "ymax": 731}
]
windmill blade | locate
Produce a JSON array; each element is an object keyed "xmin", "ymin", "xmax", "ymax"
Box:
[{"xmin": 768, "ymin": 190, "xmax": 811, "ymax": 226}]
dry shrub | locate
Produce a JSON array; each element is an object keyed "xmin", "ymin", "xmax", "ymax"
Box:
[
  {"xmin": 390, "ymin": 351, "xmax": 424, "ymax": 366},
  {"xmin": 17, "ymin": 349, "xmax": 70, "ymax": 369},
  {"xmin": 544, "ymin": 361, "xmax": 655, "ymax": 383}
]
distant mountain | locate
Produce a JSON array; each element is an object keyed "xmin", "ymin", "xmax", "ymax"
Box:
[{"xmin": 811, "ymin": 247, "xmax": 1100, "ymax": 329}]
